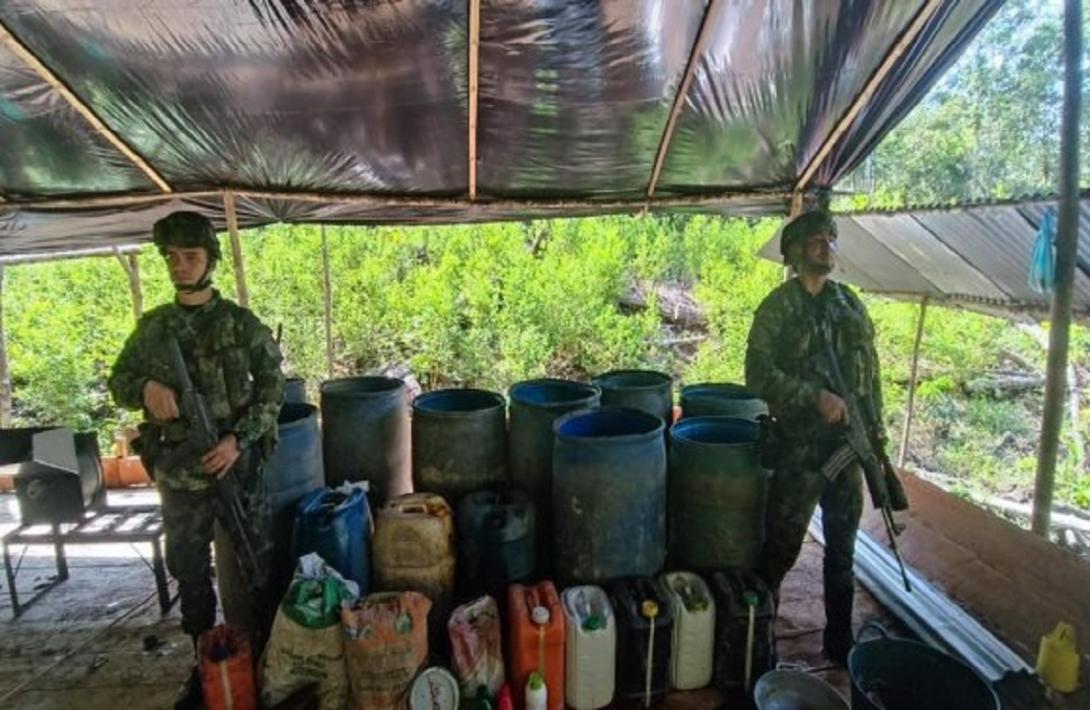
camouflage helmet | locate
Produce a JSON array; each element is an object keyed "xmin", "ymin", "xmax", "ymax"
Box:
[
  {"xmin": 152, "ymin": 211, "xmax": 221, "ymax": 262},
  {"xmin": 779, "ymin": 209, "xmax": 837, "ymax": 263}
]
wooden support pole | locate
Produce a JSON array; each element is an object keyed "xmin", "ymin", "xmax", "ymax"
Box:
[
  {"xmin": 468, "ymin": 0, "xmax": 481, "ymax": 200},
  {"xmin": 321, "ymin": 225, "xmax": 334, "ymax": 378},
  {"xmin": 646, "ymin": 0, "xmax": 720, "ymax": 201},
  {"xmin": 114, "ymin": 248, "xmax": 143, "ymax": 321},
  {"xmin": 223, "ymin": 191, "xmax": 249, "ymax": 308},
  {"xmin": 0, "ymin": 20, "xmax": 171, "ymax": 193},
  {"xmin": 0, "ymin": 264, "xmax": 9, "ymax": 428},
  {"xmin": 899, "ymin": 296, "xmax": 929, "ymax": 467},
  {"xmin": 782, "ymin": 192, "xmax": 805, "ymax": 282},
  {"xmin": 1034, "ymin": 0, "xmax": 1083, "ymax": 538}
]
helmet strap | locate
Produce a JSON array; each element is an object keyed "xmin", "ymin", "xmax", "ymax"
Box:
[{"xmin": 173, "ymin": 260, "xmax": 215, "ymax": 294}]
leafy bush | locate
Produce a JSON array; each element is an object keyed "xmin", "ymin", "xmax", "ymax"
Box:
[{"xmin": 4, "ymin": 216, "xmax": 1087, "ymax": 512}]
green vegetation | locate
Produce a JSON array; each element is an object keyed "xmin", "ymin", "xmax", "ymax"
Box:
[
  {"xmin": 6, "ymin": 0, "xmax": 1089, "ymax": 517},
  {"xmin": 5, "ymin": 213, "xmax": 1089, "ymax": 512}
]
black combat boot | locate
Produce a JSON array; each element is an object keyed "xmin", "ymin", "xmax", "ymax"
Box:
[{"xmin": 174, "ymin": 636, "xmax": 203, "ymax": 710}]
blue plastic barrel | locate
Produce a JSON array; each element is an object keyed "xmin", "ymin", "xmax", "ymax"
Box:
[
  {"xmin": 283, "ymin": 377, "xmax": 307, "ymax": 404},
  {"xmin": 679, "ymin": 383, "xmax": 767, "ymax": 421},
  {"xmin": 553, "ymin": 407, "xmax": 667, "ymax": 583},
  {"xmin": 264, "ymin": 402, "xmax": 325, "ymax": 594},
  {"xmin": 669, "ymin": 416, "xmax": 770, "ymax": 570},
  {"xmin": 292, "ymin": 485, "xmax": 371, "ymax": 593},
  {"xmin": 592, "ymin": 369, "xmax": 673, "ymax": 427},
  {"xmin": 508, "ymin": 378, "xmax": 600, "ymax": 570}
]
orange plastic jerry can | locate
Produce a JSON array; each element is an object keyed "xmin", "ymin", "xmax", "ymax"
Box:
[{"xmin": 508, "ymin": 581, "xmax": 565, "ymax": 710}]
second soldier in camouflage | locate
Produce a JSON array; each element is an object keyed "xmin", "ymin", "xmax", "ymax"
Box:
[{"xmin": 745, "ymin": 209, "xmax": 885, "ymax": 664}]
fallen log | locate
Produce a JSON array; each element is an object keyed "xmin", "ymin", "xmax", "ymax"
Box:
[{"xmin": 620, "ymin": 281, "xmax": 707, "ymax": 330}]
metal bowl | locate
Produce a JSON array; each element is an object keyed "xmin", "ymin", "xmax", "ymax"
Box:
[{"xmin": 753, "ymin": 669, "xmax": 849, "ymax": 710}]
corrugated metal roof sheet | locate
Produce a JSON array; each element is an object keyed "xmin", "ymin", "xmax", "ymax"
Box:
[{"xmin": 759, "ymin": 194, "xmax": 1090, "ymax": 321}]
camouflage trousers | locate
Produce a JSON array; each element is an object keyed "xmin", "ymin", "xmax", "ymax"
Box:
[
  {"xmin": 757, "ymin": 459, "xmax": 863, "ymax": 649},
  {"xmin": 157, "ymin": 455, "xmax": 276, "ymax": 646}
]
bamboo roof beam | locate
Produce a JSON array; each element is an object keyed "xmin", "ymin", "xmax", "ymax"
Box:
[
  {"xmin": 794, "ymin": 0, "xmax": 945, "ymax": 197},
  {"xmin": 645, "ymin": 0, "xmax": 721, "ymax": 202},
  {"xmin": 468, "ymin": 0, "xmax": 481, "ymax": 200},
  {"xmin": 0, "ymin": 19, "xmax": 173, "ymax": 194}
]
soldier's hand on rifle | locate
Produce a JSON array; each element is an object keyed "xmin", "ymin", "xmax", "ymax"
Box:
[
  {"xmin": 142, "ymin": 379, "xmax": 180, "ymax": 420},
  {"xmin": 201, "ymin": 434, "xmax": 241, "ymax": 479},
  {"xmin": 817, "ymin": 389, "xmax": 849, "ymax": 426}
]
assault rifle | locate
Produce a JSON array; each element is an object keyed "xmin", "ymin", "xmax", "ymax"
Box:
[
  {"xmin": 160, "ymin": 335, "xmax": 261, "ymax": 585},
  {"xmin": 820, "ymin": 334, "xmax": 912, "ymax": 593}
]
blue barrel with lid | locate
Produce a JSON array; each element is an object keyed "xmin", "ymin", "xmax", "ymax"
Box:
[{"xmin": 553, "ymin": 407, "xmax": 666, "ymax": 583}]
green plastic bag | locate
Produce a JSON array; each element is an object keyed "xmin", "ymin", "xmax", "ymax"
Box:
[{"xmin": 281, "ymin": 552, "xmax": 361, "ymax": 629}]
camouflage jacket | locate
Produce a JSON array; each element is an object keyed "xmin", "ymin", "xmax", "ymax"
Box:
[
  {"xmin": 108, "ymin": 291, "xmax": 285, "ymax": 491},
  {"xmin": 745, "ymin": 278, "xmax": 884, "ymax": 461}
]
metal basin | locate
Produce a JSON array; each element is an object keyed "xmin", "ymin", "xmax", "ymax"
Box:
[{"xmin": 753, "ymin": 669, "xmax": 848, "ymax": 710}]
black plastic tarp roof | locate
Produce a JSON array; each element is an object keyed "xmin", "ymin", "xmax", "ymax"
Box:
[
  {"xmin": 0, "ymin": 0, "xmax": 1002, "ymax": 255},
  {"xmin": 758, "ymin": 193, "xmax": 1090, "ymax": 322}
]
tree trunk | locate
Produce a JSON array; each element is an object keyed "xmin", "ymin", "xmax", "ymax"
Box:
[
  {"xmin": 322, "ymin": 225, "xmax": 334, "ymax": 378},
  {"xmin": 115, "ymin": 249, "xmax": 143, "ymax": 321},
  {"xmin": 224, "ymin": 191, "xmax": 249, "ymax": 307}
]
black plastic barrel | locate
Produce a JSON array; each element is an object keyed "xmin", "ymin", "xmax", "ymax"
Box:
[
  {"xmin": 669, "ymin": 416, "xmax": 771, "ymax": 570},
  {"xmin": 849, "ymin": 634, "xmax": 1000, "ymax": 710},
  {"xmin": 508, "ymin": 378, "xmax": 600, "ymax": 570},
  {"xmin": 553, "ymin": 407, "xmax": 667, "ymax": 583},
  {"xmin": 679, "ymin": 383, "xmax": 767, "ymax": 421},
  {"xmin": 283, "ymin": 376, "xmax": 307, "ymax": 404},
  {"xmin": 456, "ymin": 487, "xmax": 536, "ymax": 602},
  {"xmin": 592, "ymin": 369, "xmax": 673, "ymax": 426},
  {"xmin": 412, "ymin": 388, "xmax": 507, "ymax": 506},
  {"xmin": 320, "ymin": 376, "xmax": 411, "ymax": 505}
]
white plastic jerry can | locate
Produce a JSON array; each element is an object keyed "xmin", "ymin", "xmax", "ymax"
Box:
[
  {"xmin": 660, "ymin": 571, "xmax": 716, "ymax": 690},
  {"xmin": 561, "ymin": 585, "xmax": 616, "ymax": 709}
]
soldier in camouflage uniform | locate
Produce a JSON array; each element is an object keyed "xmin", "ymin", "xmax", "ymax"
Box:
[
  {"xmin": 108, "ymin": 211, "xmax": 284, "ymax": 708},
  {"xmin": 745, "ymin": 209, "xmax": 884, "ymax": 664}
]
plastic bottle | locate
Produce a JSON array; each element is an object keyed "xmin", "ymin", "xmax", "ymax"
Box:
[
  {"xmin": 497, "ymin": 684, "xmax": 514, "ymax": 710},
  {"xmin": 526, "ymin": 671, "xmax": 547, "ymax": 710},
  {"xmin": 534, "ymin": 605, "xmax": 550, "ymax": 671},
  {"xmin": 1037, "ymin": 622, "xmax": 1080, "ymax": 693},
  {"xmin": 561, "ymin": 585, "xmax": 615, "ymax": 710},
  {"xmin": 508, "ymin": 582, "xmax": 564, "ymax": 710}
]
